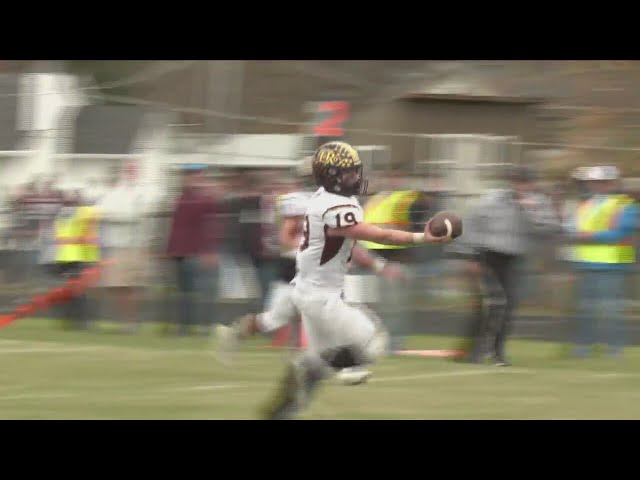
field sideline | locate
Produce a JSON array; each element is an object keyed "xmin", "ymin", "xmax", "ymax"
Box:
[{"xmin": 1, "ymin": 319, "xmax": 640, "ymax": 419}]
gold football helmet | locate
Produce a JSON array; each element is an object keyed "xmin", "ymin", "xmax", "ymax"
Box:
[{"xmin": 311, "ymin": 141, "xmax": 367, "ymax": 196}]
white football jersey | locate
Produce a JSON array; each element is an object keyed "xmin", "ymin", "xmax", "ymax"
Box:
[{"xmin": 294, "ymin": 187, "xmax": 364, "ymax": 294}]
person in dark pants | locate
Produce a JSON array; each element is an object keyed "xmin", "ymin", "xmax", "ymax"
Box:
[
  {"xmin": 450, "ymin": 166, "xmax": 560, "ymax": 365},
  {"xmin": 167, "ymin": 165, "xmax": 222, "ymax": 336},
  {"xmin": 58, "ymin": 261, "xmax": 89, "ymax": 330},
  {"xmin": 471, "ymin": 250, "xmax": 520, "ymax": 364},
  {"xmin": 54, "ymin": 191, "xmax": 90, "ymax": 330},
  {"xmin": 565, "ymin": 166, "xmax": 639, "ymax": 357},
  {"xmin": 249, "ymin": 173, "xmax": 282, "ymax": 312},
  {"xmin": 217, "ymin": 171, "xmax": 262, "ymax": 307}
]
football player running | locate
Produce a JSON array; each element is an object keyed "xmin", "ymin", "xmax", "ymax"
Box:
[
  {"xmin": 214, "ymin": 158, "xmax": 401, "ymax": 385},
  {"xmin": 260, "ymin": 141, "xmax": 454, "ymax": 420}
]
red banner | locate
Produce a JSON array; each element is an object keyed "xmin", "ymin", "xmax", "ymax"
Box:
[{"xmin": 313, "ymin": 101, "xmax": 350, "ymax": 137}]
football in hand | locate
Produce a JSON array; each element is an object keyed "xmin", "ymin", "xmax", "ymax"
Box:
[{"xmin": 427, "ymin": 211, "xmax": 462, "ymax": 239}]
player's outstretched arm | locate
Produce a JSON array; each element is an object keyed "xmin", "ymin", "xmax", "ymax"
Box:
[{"xmin": 327, "ymin": 220, "xmax": 450, "ymax": 245}]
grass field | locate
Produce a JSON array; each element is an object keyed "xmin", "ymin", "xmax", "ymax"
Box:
[{"xmin": 2, "ymin": 319, "xmax": 640, "ymax": 419}]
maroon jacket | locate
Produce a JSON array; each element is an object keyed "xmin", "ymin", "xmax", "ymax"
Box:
[{"xmin": 167, "ymin": 187, "xmax": 221, "ymax": 258}]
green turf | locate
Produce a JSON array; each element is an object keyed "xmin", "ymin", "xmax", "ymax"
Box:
[{"xmin": 1, "ymin": 319, "xmax": 640, "ymax": 419}]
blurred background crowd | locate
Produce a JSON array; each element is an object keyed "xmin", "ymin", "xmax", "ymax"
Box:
[{"xmin": 1, "ymin": 60, "xmax": 640, "ymax": 359}]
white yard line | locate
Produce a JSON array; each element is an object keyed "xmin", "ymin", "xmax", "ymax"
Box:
[
  {"xmin": 168, "ymin": 384, "xmax": 250, "ymax": 392},
  {"xmin": 0, "ymin": 385, "xmax": 32, "ymax": 392},
  {"xmin": 0, "ymin": 365, "xmax": 634, "ymax": 411},
  {"xmin": 166, "ymin": 368, "xmax": 531, "ymax": 393},
  {"xmin": 0, "ymin": 338, "xmax": 278, "ymax": 357},
  {"xmin": 0, "ymin": 346, "xmax": 106, "ymax": 354},
  {"xmin": 589, "ymin": 372, "xmax": 635, "ymax": 379},
  {"xmin": 0, "ymin": 392, "xmax": 77, "ymax": 401},
  {"xmin": 2, "ymin": 338, "xmax": 640, "ymax": 382},
  {"xmin": 368, "ymin": 368, "xmax": 533, "ymax": 384},
  {"xmin": 0, "ymin": 339, "xmax": 30, "ymax": 345}
]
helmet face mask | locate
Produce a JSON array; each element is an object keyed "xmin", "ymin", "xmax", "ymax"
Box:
[
  {"xmin": 333, "ymin": 165, "xmax": 366, "ymax": 196},
  {"xmin": 312, "ymin": 141, "xmax": 367, "ymax": 197}
]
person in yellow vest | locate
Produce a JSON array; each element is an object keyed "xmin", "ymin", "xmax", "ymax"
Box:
[
  {"xmin": 359, "ymin": 176, "xmax": 426, "ymax": 352},
  {"xmin": 76, "ymin": 203, "xmax": 100, "ymax": 265},
  {"xmin": 567, "ymin": 165, "xmax": 638, "ymax": 357},
  {"xmin": 360, "ymin": 190, "xmax": 422, "ymax": 252},
  {"xmin": 54, "ymin": 191, "xmax": 100, "ymax": 330}
]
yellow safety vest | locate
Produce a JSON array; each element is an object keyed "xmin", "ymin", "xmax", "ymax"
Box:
[
  {"xmin": 77, "ymin": 205, "xmax": 101, "ymax": 263},
  {"xmin": 574, "ymin": 194, "xmax": 635, "ymax": 264},
  {"xmin": 360, "ymin": 190, "xmax": 420, "ymax": 250},
  {"xmin": 55, "ymin": 208, "xmax": 84, "ymax": 263},
  {"xmin": 55, "ymin": 206, "xmax": 101, "ymax": 263}
]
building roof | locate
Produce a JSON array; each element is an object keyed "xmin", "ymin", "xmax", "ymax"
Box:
[
  {"xmin": 72, "ymin": 105, "xmax": 149, "ymax": 155},
  {"xmin": 400, "ymin": 76, "xmax": 546, "ymax": 104}
]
